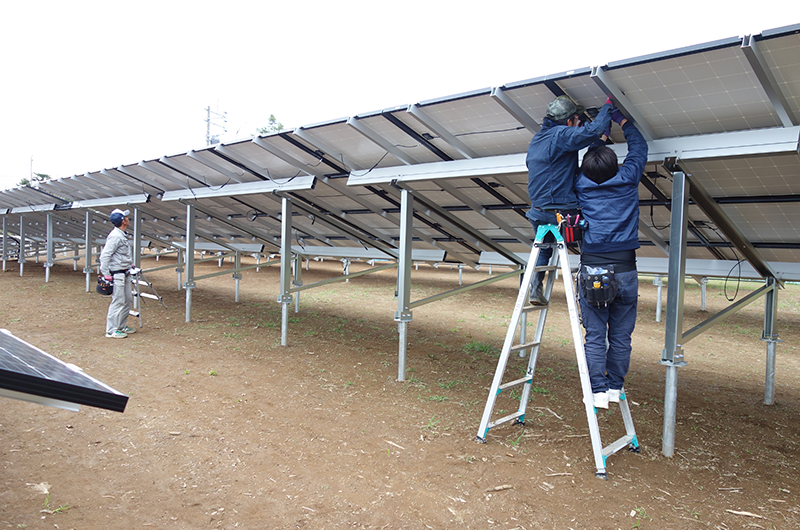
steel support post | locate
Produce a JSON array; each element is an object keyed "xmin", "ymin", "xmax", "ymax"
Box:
[
  {"xmin": 279, "ymin": 197, "xmax": 294, "ymax": 346},
  {"xmin": 395, "ymin": 189, "xmax": 413, "ymax": 381},
  {"xmin": 133, "ymin": 208, "xmax": 142, "ymax": 268},
  {"xmin": 45, "ymin": 213, "xmax": 54, "ymax": 283},
  {"xmin": 293, "ymin": 254, "xmax": 303, "ymax": 313},
  {"xmin": 19, "ymin": 215, "xmax": 25, "ymax": 277},
  {"xmin": 1, "ymin": 216, "xmax": 7, "ymax": 272},
  {"xmin": 763, "ymin": 277, "xmax": 780, "ymax": 405},
  {"xmin": 518, "ymin": 267, "xmax": 528, "ymax": 357},
  {"xmin": 653, "ymin": 275, "xmax": 664, "ymax": 322},
  {"xmin": 700, "ymin": 277, "xmax": 708, "ymax": 311},
  {"xmin": 176, "ymin": 248, "xmax": 184, "ymax": 290},
  {"xmin": 184, "ymin": 204, "xmax": 196, "ymax": 323},
  {"xmin": 661, "ymin": 170, "xmax": 690, "ymax": 458},
  {"xmin": 233, "ymin": 252, "xmax": 242, "ymax": 303},
  {"xmin": 83, "ymin": 211, "xmax": 93, "ymax": 292},
  {"xmin": 132, "ymin": 209, "xmax": 142, "ymax": 310}
]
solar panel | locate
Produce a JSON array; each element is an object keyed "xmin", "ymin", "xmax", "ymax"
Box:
[{"xmin": 0, "ymin": 329, "xmax": 128, "ymax": 412}]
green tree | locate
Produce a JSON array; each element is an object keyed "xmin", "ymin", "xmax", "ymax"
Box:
[
  {"xmin": 18, "ymin": 172, "xmax": 51, "ymax": 187},
  {"xmin": 256, "ymin": 114, "xmax": 284, "ymax": 135}
]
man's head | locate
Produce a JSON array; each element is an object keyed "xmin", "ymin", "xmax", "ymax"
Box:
[
  {"xmin": 110, "ymin": 208, "xmax": 130, "ymax": 228},
  {"xmin": 581, "ymin": 145, "xmax": 619, "ymax": 184},
  {"xmin": 546, "ymin": 95, "xmax": 585, "ymax": 126}
]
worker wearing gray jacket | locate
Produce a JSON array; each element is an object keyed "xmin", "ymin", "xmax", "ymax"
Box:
[{"xmin": 100, "ymin": 209, "xmax": 136, "ymax": 339}]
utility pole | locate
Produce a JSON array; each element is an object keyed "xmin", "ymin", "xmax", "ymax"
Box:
[{"xmin": 205, "ymin": 106, "xmax": 227, "ymax": 146}]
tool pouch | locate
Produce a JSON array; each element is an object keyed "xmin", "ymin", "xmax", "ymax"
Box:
[
  {"xmin": 96, "ymin": 275, "xmax": 113, "ymax": 296},
  {"xmin": 579, "ymin": 265, "xmax": 617, "ymax": 306},
  {"xmin": 559, "ymin": 214, "xmax": 585, "ymax": 243}
]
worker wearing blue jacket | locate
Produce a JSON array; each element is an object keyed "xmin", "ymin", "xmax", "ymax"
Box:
[
  {"xmin": 575, "ymin": 113, "xmax": 648, "ymax": 409},
  {"xmin": 526, "ymin": 96, "xmax": 612, "ymax": 304}
]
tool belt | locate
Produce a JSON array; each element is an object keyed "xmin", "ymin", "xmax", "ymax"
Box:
[
  {"xmin": 111, "ymin": 269, "xmax": 129, "ymax": 275},
  {"xmin": 579, "ymin": 264, "xmax": 618, "ymax": 307}
]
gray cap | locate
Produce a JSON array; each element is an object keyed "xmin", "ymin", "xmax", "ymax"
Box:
[{"xmin": 546, "ymin": 95, "xmax": 585, "ymax": 121}]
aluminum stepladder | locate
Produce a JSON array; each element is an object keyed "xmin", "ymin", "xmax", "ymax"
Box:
[
  {"xmin": 475, "ymin": 223, "xmax": 639, "ymax": 479},
  {"xmin": 129, "ymin": 268, "xmax": 167, "ymax": 327}
]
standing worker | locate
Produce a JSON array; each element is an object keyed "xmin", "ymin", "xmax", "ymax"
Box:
[
  {"xmin": 575, "ymin": 111, "xmax": 648, "ymax": 409},
  {"xmin": 100, "ymin": 208, "xmax": 136, "ymax": 339},
  {"xmin": 526, "ymin": 95, "xmax": 613, "ymax": 304}
]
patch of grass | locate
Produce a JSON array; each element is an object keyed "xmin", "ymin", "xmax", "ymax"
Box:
[
  {"xmin": 438, "ymin": 380, "xmax": 461, "ymax": 390},
  {"xmin": 209, "ymin": 370, "xmax": 218, "ymax": 376},
  {"xmin": 424, "ymin": 415, "xmax": 441, "ymax": 430},
  {"xmin": 462, "ymin": 339, "xmax": 499, "ymax": 356}
]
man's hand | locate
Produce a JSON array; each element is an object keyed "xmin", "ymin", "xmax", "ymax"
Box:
[{"xmin": 611, "ymin": 108, "xmax": 626, "ymax": 124}]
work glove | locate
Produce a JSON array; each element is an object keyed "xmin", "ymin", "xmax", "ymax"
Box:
[
  {"xmin": 104, "ymin": 275, "xmax": 113, "ymax": 281},
  {"xmin": 611, "ymin": 108, "xmax": 626, "ymax": 125}
]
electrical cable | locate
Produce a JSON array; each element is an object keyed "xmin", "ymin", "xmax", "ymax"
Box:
[{"xmin": 707, "ymin": 225, "xmax": 744, "ymax": 302}]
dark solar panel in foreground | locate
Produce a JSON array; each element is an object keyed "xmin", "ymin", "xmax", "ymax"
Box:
[{"xmin": 0, "ymin": 329, "xmax": 128, "ymax": 412}]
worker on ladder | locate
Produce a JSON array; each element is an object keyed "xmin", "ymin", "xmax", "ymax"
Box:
[
  {"xmin": 525, "ymin": 95, "xmax": 613, "ymax": 304},
  {"xmin": 576, "ymin": 111, "xmax": 649, "ymax": 409}
]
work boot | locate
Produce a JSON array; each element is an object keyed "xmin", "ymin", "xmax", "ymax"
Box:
[{"xmin": 530, "ymin": 286, "xmax": 547, "ymax": 306}]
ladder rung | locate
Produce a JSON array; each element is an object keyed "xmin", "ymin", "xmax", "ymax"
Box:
[
  {"xmin": 509, "ymin": 341, "xmax": 540, "ymax": 354},
  {"xmin": 533, "ymin": 265, "xmax": 558, "ymax": 272},
  {"xmin": 138, "ymin": 293, "xmax": 160, "ymax": 300},
  {"xmin": 602, "ymin": 435, "xmax": 636, "ymax": 457},
  {"xmin": 499, "ymin": 375, "xmax": 533, "ymax": 391},
  {"xmin": 522, "ymin": 304, "xmax": 547, "ymax": 313},
  {"xmin": 129, "ymin": 310, "xmax": 140, "ymax": 317},
  {"xmin": 487, "ymin": 411, "xmax": 525, "ymax": 430}
]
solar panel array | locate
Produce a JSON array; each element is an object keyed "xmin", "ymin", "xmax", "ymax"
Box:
[
  {"xmin": 1, "ymin": 24, "xmax": 798, "ymax": 275},
  {"xmin": 0, "ymin": 329, "xmax": 128, "ymax": 412}
]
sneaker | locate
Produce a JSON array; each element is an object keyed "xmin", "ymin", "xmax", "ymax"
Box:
[
  {"xmin": 608, "ymin": 389, "xmax": 621, "ymax": 403},
  {"xmin": 122, "ymin": 326, "xmax": 137, "ymax": 334},
  {"xmin": 593, "ymin": 391, "xmax": 609, "ymax": 409},
  {"xmin": 105, "ymin": 330, "xmax": 128, "ymax": 339},
  {"xmin": 530, "ymin": 286, "xmax": 548, "ymax": 306}
]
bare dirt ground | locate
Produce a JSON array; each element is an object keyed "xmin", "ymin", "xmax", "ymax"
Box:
[{"xmin": 1, "ymin": 253, "xmax": 799, "ymax": 530}]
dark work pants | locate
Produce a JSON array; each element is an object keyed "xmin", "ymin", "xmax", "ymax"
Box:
[{"xmin": 579, "ymin": 269, "xmax": 638, "ymax": 393}]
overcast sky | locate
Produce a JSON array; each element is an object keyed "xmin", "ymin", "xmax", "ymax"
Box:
[{"xmin": 1, "ymin": 0, "xmax": 798, "ymax": 190}]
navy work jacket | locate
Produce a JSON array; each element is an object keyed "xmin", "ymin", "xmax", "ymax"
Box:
[
  {"xmin": 576, "ymin": 121, "xmax": 649, "ymax": 253},
  {"xmin": 525, "ymin": 103, "xmax": 612, "ymax": 219}
]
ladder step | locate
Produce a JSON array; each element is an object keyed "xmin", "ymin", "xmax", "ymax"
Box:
[
  {"xmin": 129, "ymin": 310, "xmax": 140, "ymax": 317},
  {"xmin": 131, "ymin": 279, "xmax": 150, "ymax": 286},
  {"xmin": 499, "ymin": 375, "xmax": 533, "ymax": 391},
  {"xmin": 602, "ymin": 435, "xmax": 636, "ymax": 458},
  {"xmin": 522, "ymin": 304, "xmax": 547, "ymax": 313},
  {"xmin": 138, "ymin": 293, "xmax": 160, "ymax": 300},
  {"xmin": 509, "ymin": 340, "xmax": 540, "ymax": 354},
  {"xmin": 534, "ymin": 265, "xmax": 558, "ymax": 272},
  {"xmin": 487, "ymin": 411, "xmax": 525, "ymax": 430}
]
